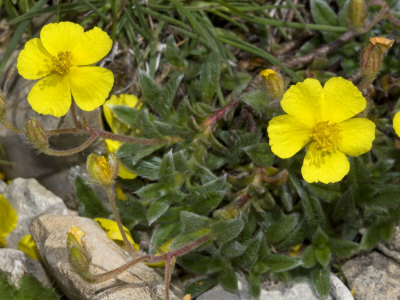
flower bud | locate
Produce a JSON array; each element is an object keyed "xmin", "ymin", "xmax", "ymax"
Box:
[
  {"xmin": 260, "ymin": 69, "xmax": 285, "ymax": 100},
  {"xmin": 361, "ymin": 37, "xmax": 394, "ymax": 83},
  {"xmin": 348, "ymin": 0, "xmax": 367, "ymax": 32},
  {"xmin": 67, "ymin": 226, "xmax": 90, "ymax": 274},
  {"xmin": 87, "ymin": 153, "xmax": 119, "ymax": 185},
  {"xmin": 26, "ymin": 118, "xmax": 48, "ymax": 151},
  {"xmin": 0, "ymin": 93, "xmax": 6, "ymax": 121}
]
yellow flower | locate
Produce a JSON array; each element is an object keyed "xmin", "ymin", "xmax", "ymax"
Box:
[
  {"xmin": 267, "ymin": 77, "xmax": 375, "ymax": 184},
  {"xmin": 0, "ymin": 194, "xmax": 17, "ymax": 247},
  {"xmin": 393, "ymin": 111, "xmax": 400, "ymax": 137},
  {"xmin": 17, "ymin": 21, "xmax": 114, "ymax": 117},
  {"xmin": 18, "ymin": 234, "xmax": 41, "ymax": 261},
  {"xmin": 94, "ymin": 218, "xmax": 139, "ymax": 251},
  {"xmin": 103, "ymin": 94, "xmax": 141, "ymax": 179}
]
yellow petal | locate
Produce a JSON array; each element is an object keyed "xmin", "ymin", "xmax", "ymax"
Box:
[
  {"xmin": 302, "ymin": 143, "xmax": 350, "ymax": 184},
  {"xmin": 280, "ymin": 78, "xmax": 323, "ymax": 126},
  {"xmin": 0, "ymin": 194, "xmax": 17, "ymax": 247},
  {"xmin": 27, "ymin": 74, "xmax": 71, "ymax": 117},
  {"xmin": 17, "ymin": 38, "xmax": 53, "ymax": 80},
  {"xmin": 322, "ymin": 77, "xmax": 366, "ymax": 123},
  {"xmin": 69, "ymin": 66, "xmax": 114, "ymax": 111},
  {"xmin": 104, "ymin": 94, "xmax": 141, "ymax": 132},
  {"xmin": 268, "ymin": 114, "xmax": 312, "ymax": 158},
  {"xmin": 105, "ymin": 139, "xmax": 138, "ymax": 179},
  {"xmin": 40, "ymin": 22, "xmax": 84, "ymax": 56},
  {"xmin": 72, "ymin": 27, "xmax": 112, "ymax": 66},
  {"xmin": 17, "ymin": 234, "xmax": 41, "ymax": 261},
  {"xmin": 393, "ymin": 111, "xmax": 400, "ymax": 137},
  {"xmin": 94, "ymin": 218, "xmax": 139, "ymax": 251},
  {"xmin": 338, "ymin": 118, "xmax": 375, "ymax": 156}
]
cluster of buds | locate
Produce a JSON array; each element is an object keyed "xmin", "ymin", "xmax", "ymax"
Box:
[
  {"xmin": 360, "ymin": 37, "xmax": 394, "ymax": 87},
  {"xmin": 348, "ymin": 0, "xmax": 367, "ymax": 32},
  {"xmin": 87, "ymin": 153, "xmax": 119, "ymax": 186},
  {"xmin": 259, "ymin": 69, "xmax": 285, "ymax": 100}
]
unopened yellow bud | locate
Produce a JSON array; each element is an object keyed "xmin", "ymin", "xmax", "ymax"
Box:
[
  {"xmin": 361, "ymin": 37, "xmax": 394, "ymax": 83},
  {"xmin": 87, "ymin": 153, "xmax": 119, "ymax": 185},
  {"xmin": 260, "ymin": 69, "xmax": 285, "ymax": 100},
  {"xmin": 348, "ymin": 0, "xmax": 366, "ymax": 32},
  {"xmin": 26, "ymin": 118, "xmax": 48, "ymax": 151},
  {"xmin": 67, "ymin": 226, "xmax": 90, "ymax": 274}
]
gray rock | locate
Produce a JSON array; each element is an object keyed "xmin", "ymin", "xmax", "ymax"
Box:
[
  {"xmin": 30, "ymin": 214, "xmax": 178, "ymax": 300},
  {"xmin": 330, "ymin": 273, "xmax": 354, "ymax": 300},
  {"xmin": 197, "ymin": 273, "xmax": 333, "ymax": 300},
  {"xmin": 342, "ymin": 251, "xmax": 400, "ymax": 300},
  {"xmin": 389, "ymin": 226, "xmax": 400, "ymax": 252},
  {"xmin": 4, "ymin": 178, "xmax": 67, "ymax": 248},
  {"xmin": 0, "ymin": 248, "xmax": 51, "ymax": 287}
]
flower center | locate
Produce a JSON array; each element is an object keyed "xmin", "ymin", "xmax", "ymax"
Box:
[
  {"xmin": 311, "ymin": 121, "xmax": 342, "ymax": 152},
  {"xmin": 51, "ymin": 51, "xmax": 72, "ymax": 74},
  {"xmin": 96, "ymin": 156, "xmax": 111, "ymax": 179}
]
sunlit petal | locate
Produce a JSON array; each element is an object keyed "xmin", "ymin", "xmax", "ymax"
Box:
[
  {"xmin": 28, "ymin": 74, "xmax": 71, "ymax": 117},
  {"xmin": 302, "ymin": 143, "xmax": 350, "ymax": 184},
  {"xmin": 268, "ymin": 114, "xmax": 312, "ymax": 158},
  {"xmin": 72, "ymin": 27, "xmax": 112, "ymax": 66},
  {"xmin": 338, "ymin": 118, "xmax": 375, "ymax": 156},
  {"xmin": 69, "ymin": 66, "xmax": 114, "ymax": 111},
  {"xmin": 17, "ymin": 38, "xmax": 53, "ymax": 80}
]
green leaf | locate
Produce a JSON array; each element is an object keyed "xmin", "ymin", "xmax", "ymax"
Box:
[
  {"xmin": 150, "ymin": 222, "xmax": 182, "ymax": 254},
  {"xmin": 200, "ymin": 53, "xmax": 221, "ymax": 102},
  {"xmin": 117, "ymin": 143, "xmax": 164, "ymax": 168},
  {"xmin": 360, "ymin": 224, "xmax": 380, "ymax": 250},
  {"xmin": 110, "ymin": 105, "xmax": 139, "ymax": 128},
  {"xmin": 310, "ymin": 0, "xmax": 338, "ymax": 25},
  {"xmin": 244, "ymin": 143, "xmax": 274, "ymax": 167},
  {"xmin": 146, "ymin": 196, "xmax": 173, "ymax": 225},
  {"xmin": 312, "ymin": 227, "xmax": 329, "ymax": 246},
  {"xmin": 14, "ymin": 273, "xmax": 59, "ymax": 300},
  {"xmin": 211, "ymin": 219, "xmax": 244, "ymax": 244},
  {"xmin": 307, "ymin": 182, "xmax": 342, "ymax": 203},
  {"xmin": 221, "ymin": 240, "xmax": 247, "ymax": 258},
  {"xmin": 179, "ymin": 253, "xmax": 221, "ymax": 273},
  {"xmin": 311, "ymin": 267, "xmax": 330, "ymax": 297},
  {"xmin": 328, "ymin": 238, "xmax": 359, "ymax": 257},
  {"xmin": 170, "ymin": 228, "xmax": 210, "ymax": 250},
  {"xmin": 276, "ymin": 218, "xmax": 307, "ymax": 249},
  {"xmin": 219, "ymin": 266, "xmax": 238, "ymax": 292},
  {"xmin": 232, "ymin": 232, "xmax": 262, "ymax": 271},
  {"xmin": 139, "ymin": 70, "xmax": 170, "ymax": 118},
  {"xmin": 315, "ymin": 245, "xmax": 331, "ymax": 267},
  {"xmin": 190, "ymin": 190, "xmax": 226, "ymax": 215},
  {"xmin": 180, "ymin": 211, "xmax": 210, "ymax": 231},
  {"xmin": 248, "ymin": 272, "xmax": 261, "ymax": 300},
  {"xmin": 379, "ymin": 222, "xmax": 395, "ymax": 243},
  {"xmin": 263, "ymin": 213, "xmax": 299, "ymax": 244},
  {"xmin": 263, "ymin": 254, "xmax": 302, "ymax": 272},
  {"xmin": 75, "ymin": 176, "xmax": 109, "ymax": 218},
  {"xmin": 301, "ymin": 245, "xmax": 317, "ymax": 268},
  {"xmin": 135, "ymin": 182, "xmax": 168, "ymax": 200},
  {"xmin": 185, "ymin": 276, "xmax": 218, "ymax": 298},
  {"xmin": 129, "ymin": 157, "xmax": 161, "ymax": 180},
  {"xmin": 159, "ymin": 151, "xmax": 175, "ymax": 183},
  {"xmin": 164, "ymin": 72, "xmax": 184, "ymax": 108},
  {"xmin": 117, "ymin": 195, "xmax": 147, "ymax": 228},
  {"xmin": 165, "ymin": 35, "xmax": 185, "ymax": 68},
  {"xmin": 240, "ymin": 90, "xmax": 270, "ymax": 114}
]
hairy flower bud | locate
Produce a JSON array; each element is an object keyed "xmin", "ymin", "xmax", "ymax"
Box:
[
  {"xmin": 260, "ymin": 69, "xmax": 285, "ymax": 100},
  {"xmin": 361, "ymin": 37, "xmax": 394, "ymax": 84},
  {"xmin": 26, "ymin": 118, "xmax": 49, "ymax": 151},
  {"xmin": 87, "ymin": 153, "xmax": 119, "ymax": 185},
  {"xmin": 348, "ymin": 0, "xmax": 367, "ymax": 32},
  {"xmin": 67, "ymin": 226, "xmax": 90, "ymax": 274}
]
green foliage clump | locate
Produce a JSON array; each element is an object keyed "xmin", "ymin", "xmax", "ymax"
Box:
[{"xmin": 0, "ymin": 271, "xmax": 58, "ymax": 300}]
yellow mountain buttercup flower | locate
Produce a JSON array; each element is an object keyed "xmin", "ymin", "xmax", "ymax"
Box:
[
  {"xmin": 268, "ymin": 77, "xmax": 375, "ymax": 184},
  {"xmin": 17, "ymin": 22, "xmax": 114, "ymax": 117},
  {"xmin": 393, "ymin": 111, "xmax": 400, "ymax": 137}
]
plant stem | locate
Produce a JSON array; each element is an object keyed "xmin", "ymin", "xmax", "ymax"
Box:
[
  {"xmin": 105, "ymin": 184, "xmax": 137, "ymax": 257},
  {"xmin": 43, "ymin": 134, "xmax": 98, "ymax": 156}
]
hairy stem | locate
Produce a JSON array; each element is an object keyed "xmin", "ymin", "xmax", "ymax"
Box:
[
  {"xmin": 105, "ymin": 184, "xmax": 137, "ymax": 257},
  {"xmin": 43, "ymin": 133, "xmax": 98, "ymax": 156}
]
